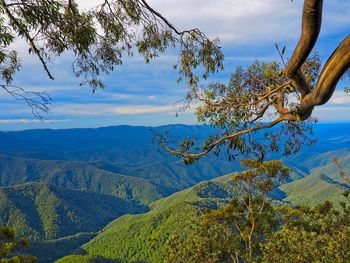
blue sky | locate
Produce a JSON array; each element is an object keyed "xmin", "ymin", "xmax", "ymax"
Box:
[{"xmin": 1, "ymin": 0, "xmax": 350, "ymax": 130}]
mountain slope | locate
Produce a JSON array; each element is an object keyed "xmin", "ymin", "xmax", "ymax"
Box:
[
  {"xmin": 281, "ymin": 155, "xmax": 350, "ymax": 206},
  {"xmin": 93, "ymin": 158, "xmax": 240, "ymax": 195},
  {"xmin": 0, "ymin": 154, "xmax": 240, "ymax": 203},
  {"xmin": 56, "ymin": 175, "xmax": 240, "ymax": 262},
  {"xmin": 0, "ymin": 182, "xmax": 146, "ymax": 241},
  {"xmin": 57, "ymin": 156, "xmax": 350, "ymax": 263},
  {"xmin": 0, "ymin": 125, "xmax": 215, "ymax": 165},
  {"xmin": 0, "ymin": 155, "xmax": 163, "ymax": 205}
]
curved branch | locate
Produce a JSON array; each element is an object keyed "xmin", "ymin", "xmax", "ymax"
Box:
[
  {"xmin": 139, "ymin": 0, "xmax": 193, "ymax": 36},
  {"xmin": 1, "ymin": 0, "xmax": 54, "ymax": 80},
  {"xmin": 299, "ymin": 34, "xmax": 350, "ymax": 119},
  {"xmin": 284, "ymin": 0, "xmax": 323, "ymax": 96},
  {"xmin": 162, "ymin": 116, "xmax": 293, "ymax": 160}
]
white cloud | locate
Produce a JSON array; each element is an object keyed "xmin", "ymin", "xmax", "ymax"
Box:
[
  {"xmin": 53, "ymin": 103, "xmax": 181, "ymax": 116},
  {"xmin": 328, "ymin": 90, "xmax": 350, "ymax": 105},
  {"xmin": 0, "ymin": 119, "xmax": 70, "ymax": 124},
  {"xmin": 4, "ymin": 1, "xmax": 350, "ymax": 127},
  {"xmin": 53, "ymin": 101, "xmax": 201, "ymax": 116},
  {"xmin": 74, "ymin": 0, "xmax": 350, "ymax": 45}
]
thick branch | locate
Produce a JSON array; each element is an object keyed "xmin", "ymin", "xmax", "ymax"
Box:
[
  {"xmin": 299, "ymin": 34, "xmax": 350, "ymax": 119},
  {"xmin": 284, "ymin": 0, "xmax": 323, "ymax": 96}
]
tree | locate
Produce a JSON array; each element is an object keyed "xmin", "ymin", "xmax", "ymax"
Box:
[
  {"xmin": 158, "ymin": 0, "xmax": 350, "ymax": 163},
  {"xmin": 164, "ymin": 159, "xmax": 350, "ymax": 263},
  {"xmin": 262, "ymin": 198, "xmax": 350, "ymax": 263},
  {"xmin": 0, "ymin": 0, "xmax": 222, "ymax": 118},
  {"xmin": 0, "ymin": 226, "xmax": 36, "ymax": 263},
  {"xmin": 164, "ymin": 160, "xmax": 290, "ymax": 263},
  {"xmin": 262, "ymin": 154, "xmax": 350, "ymax": 263}
]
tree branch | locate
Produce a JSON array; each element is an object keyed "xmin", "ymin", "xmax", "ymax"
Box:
[
  {"xmin": 284, "ymin": 0, "xmax": 323, "ymax": 96},
  {"xmin": 299, "ymin": 34, "xmax": 350, "ymax": 119},
  {"xmin": 161, "ymin": 116, "xmax": 293, "ymax": 160},
  {"xmin": 1, "ymin": 0, "xmax": 54, "ymax": 80},
  {"xmin": 1, "ymin": 84, "xmax": 52, "ymax": 120}
]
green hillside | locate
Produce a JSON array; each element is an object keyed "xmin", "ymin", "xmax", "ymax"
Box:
[
  {"xmin": 0, "ymin": 154, "xmax": 239, "ymax": 204},
  {"xmin": 57, "ymin": 156, "xmax": 350, "ymax": 263},
  {"xmin": 56, "ymin": 175, "xmax": 241, "ymax": 262},
  {"xmin": 0, "ymin": 155, "xmax": 163, "ymax": 205},
  {"xmin": 93, "ymin": 158, "xmax": 239, "ymax": 195},
  {"xmin": 287, "ymin": 148, "xmax": 350, "ymax": 171},
  {"xmin": 281, "ymin": 156, "xmax": 350, "ymax": 206},
  {"xmin": 0, "ymin": 182, "xmax": 146, "ymax": 241}
]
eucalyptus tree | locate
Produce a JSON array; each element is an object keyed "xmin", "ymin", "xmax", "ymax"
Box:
[{"xmin": 159, "ymin": 0, "xmax": 350, "ymax": 163}]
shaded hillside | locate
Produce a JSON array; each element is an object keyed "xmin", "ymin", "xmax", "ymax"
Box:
[
  {"xmin": 0, "ymin": 155, "xmax": 163, "ymax": 204},
  {"xmin": 30, "ymin": 233, "xmax": 97, "ymax": 263},
  {"xmin": 93, "ymin": 158, "xmax": 239, "ymax": 194},
  {"xmin": 0, "ymin": 182, "xmax": 146, "ymax": 240}
]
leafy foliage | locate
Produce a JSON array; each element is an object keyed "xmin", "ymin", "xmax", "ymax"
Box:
[
  {"xmin": 0, "ymin": 0, "xmax": 223, "ymax": 116},
  {"xmin": 0, "ymin": 226, "xmax": 36, "ymax": 262},
  {"xmin": 164, "ymin": 160, "xmax": 290, "ymax": 263},
  {"xmin": 262, "ymin": 196, "xmax": 350, "ymax": 262},
  {"xmin": 55, "ymin": 254, "xmax": 119, "ymax": 263},
  {"xmin": 158, "ymin": 57, "xmax": 320, "ymax": 164}
]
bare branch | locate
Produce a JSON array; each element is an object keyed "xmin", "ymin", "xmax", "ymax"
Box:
[
  {"xmin": 284, "ymin": 0, "xmax": 323, "ymax": 96},
  {"xmin": 332, "ymin": 158, "xmax": 350, "ymax": 186},
  {"xmin": 1, "ymin": 84, "xmax": 52, "ymax": 120},
  {"xmin": 299, "ymin": 34, "xmax": 350, "ymax": 119}
]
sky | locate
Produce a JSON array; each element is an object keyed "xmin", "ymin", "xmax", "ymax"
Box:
[{"xmin": 1, "ymin": 0, "xmax": 350, "ymax": 130}]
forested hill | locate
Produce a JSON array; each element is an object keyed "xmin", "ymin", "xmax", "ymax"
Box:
[
  {"xmin": 0, "ymin": 182, "xmax": 145, "ymax": 240},
  {"xmin": 57, "ymin": 160, "xmax": 350, "ymax": 263},
  {"xmin": 0, "ymin": 123, "xmax": 350, "ymax": 262}
]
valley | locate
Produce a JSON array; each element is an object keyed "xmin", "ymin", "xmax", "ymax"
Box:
[{"xmin": 0, "ymin": 124, "xmax": 349, "ymax": 262}]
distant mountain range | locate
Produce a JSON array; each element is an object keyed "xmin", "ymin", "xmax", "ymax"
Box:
[{"xmin": 0, "ymin": 123, "xmax": 349, "ymax": 262}]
